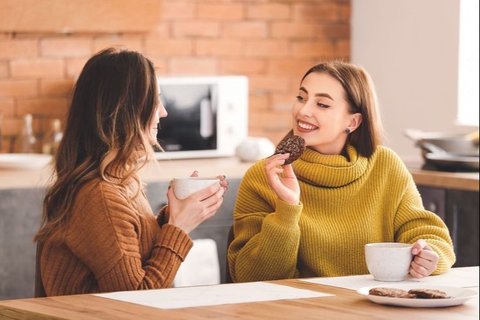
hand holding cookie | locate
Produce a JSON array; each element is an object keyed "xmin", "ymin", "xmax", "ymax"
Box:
[{"xmin": 274, "ymin": 135, "xmax": 306, "ymax": 165}]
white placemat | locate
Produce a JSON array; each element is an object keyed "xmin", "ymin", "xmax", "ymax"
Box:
[
  {"xmin": 96, "ymin": 281, "xmax": 332, "ymax": 309},
  {"xmin": 300, "ymin": 266, "xmax": 479, "ymax": 291}
]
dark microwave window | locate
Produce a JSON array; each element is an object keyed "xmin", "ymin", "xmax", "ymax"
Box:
[{"xmin": 157, "ymin": 84, "xmax": 217, "ymax": 152}]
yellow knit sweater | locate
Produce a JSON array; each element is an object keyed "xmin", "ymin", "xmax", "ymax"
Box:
[
  {"xmin": 40, "ymin": 176, "xmax": 192, "ymax": 296},
  {"xmin": 228, "ymin": 145, "xmax": 455, "ymax": 282}
]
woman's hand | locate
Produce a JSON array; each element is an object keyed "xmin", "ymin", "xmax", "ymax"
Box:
[
  {"xmin": 409, "ymin": 239, "xmax": 439, "ymax": 278},
  {"xmin": 166, "ymin": 172, "xmax": 228, "ymax": 234},
  {"xmin": 265, "ymin": 153, "xmax": 300, "ymax": 205}
]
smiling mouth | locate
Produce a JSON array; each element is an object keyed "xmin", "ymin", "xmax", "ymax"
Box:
[{"xmin": 297, "ymin": 120, "xmax": 318, "ymax": 132}]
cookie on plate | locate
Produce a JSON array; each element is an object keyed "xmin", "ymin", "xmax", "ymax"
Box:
[
  {"xmin": 408, "ymin": 288, "xmax": 450, "ymax": 299},
  {"xmin": 369, "ymin": 287, "xmax": 416, "ymax": 299},
  {"xmin": 275, "ymin": 135, "xmax": 306, "ymax": 165}
]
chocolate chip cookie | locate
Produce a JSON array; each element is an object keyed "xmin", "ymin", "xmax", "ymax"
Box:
[
  {"xmin": 275, "ymin": 135, "xmax": 306, "ymax": 165},
  {"xmin": 368, "ymin": 287, "xmax": 416, "ymax": 299},
  {"xmin": 408, "ymin": 289, "xmax": 450, "ymax": 299}
]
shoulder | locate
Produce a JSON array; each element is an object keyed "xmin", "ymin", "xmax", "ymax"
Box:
[
  {"xmin": 369, "ymin": 145, "xmax": 412, "ymax": 182},
  {"xmin": 78, "ymin": 178, "xmax": 130, "ymax": 204},
  {"xmin": 371, "ymin": 146, "xmax": 407, "ymax": 168},
  {"xmin": 72, "ymin": 178, "xmax": 137, "ymax": 224}
]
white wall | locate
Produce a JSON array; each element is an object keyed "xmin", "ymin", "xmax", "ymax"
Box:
[{"xmin": 352, "ymin": 0, "xmax": 475, "ymax": 160}]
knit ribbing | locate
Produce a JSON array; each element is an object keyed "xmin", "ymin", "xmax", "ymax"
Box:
[
  {"xmin": 40, "ymin": 177, "xmax": 193, "ymax": 296},
  {"xmin": 228, "ymin": 145, "xmax": 456, "ymax": 282}
]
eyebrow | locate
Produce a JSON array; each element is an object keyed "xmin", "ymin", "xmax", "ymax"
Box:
[{"xmin": 299, "ymin": 87, "xmax": 335, "ymax": 101}]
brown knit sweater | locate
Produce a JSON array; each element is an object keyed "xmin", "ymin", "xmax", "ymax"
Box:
[{"xmin": 40, "ymin": 176, "xmax": 192, "ymax": 296}]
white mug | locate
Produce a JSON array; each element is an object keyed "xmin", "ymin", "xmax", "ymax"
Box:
[
  {"xmin": 172, "ymin": 177, "xmax": 220, "ymax": 200},
  {"xmin": 365, "ymin": 242, "xmax": 413, "ymax": 281}
]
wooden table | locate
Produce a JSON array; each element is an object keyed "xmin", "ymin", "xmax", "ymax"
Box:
[{"xmin": 0, "ymin": 267, "xmax": 477, "ymax": 320}]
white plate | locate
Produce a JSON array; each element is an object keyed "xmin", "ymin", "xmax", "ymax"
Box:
[
  {"xmin": 357, "ymin": 284, "xmax": 478, "ymax": 308},
  {"xmin": 0, "ymin": 153, "xmax": 52, "ymax": 170}
]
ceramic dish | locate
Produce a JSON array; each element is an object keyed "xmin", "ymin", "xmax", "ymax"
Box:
[
  {"xmin": 0, "ymin": 153, "xmax": 52, "ymax": 170},
  {"xmin": 357, "ymin": 284, "xmax": 477, "ymax": 308}
]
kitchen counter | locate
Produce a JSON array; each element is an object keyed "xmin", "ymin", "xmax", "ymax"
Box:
[
  {"xmin": 1, "ymin": 156, "xmax": 478, "ymax": 299},
  {"xmin": 0, "ymin": 157, "xmax": 478, "ymax": 191}
]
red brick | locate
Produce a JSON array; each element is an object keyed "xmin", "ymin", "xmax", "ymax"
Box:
[
  {"xmin": 11, "ymin": 58, "xmax": 64, "ymax": 78},
  {"xmin": 249, "ymin": 75, "xmax": 291, "ymax": 93},
  {"xmin": 272, "ymin": 93, "xmax": 296, "ymax": 112},
  {"xmin": 16, "ymin": 97, "xmax": 69, "ymax": 117},
  {"xmin": 248, "ymin": 94, "xmax": 270, "ymax": 112},
  {"xmin": 249, "ymin": 110, "xmax": 291, "ymax": 132},
  {"xmin": 146, "ymin": 38, "xmax": 193, "ymax": 56},
  {"xmin": 197, "ymin": 3, "xmax": 244, "ymax": 20},
  {"xmin": 335, "ymin": 40, "xmax": 351, "ymax": 60},
  {"xmin": 246, "ymin": 3, "xmax": 290, "ymax": 20},
  {"xmin": 66, "ymin": 58, "xmax": 89, "ymax": 78},
  {"xmin": 41, "ymin": 37, "xmax": 92, "ymax": 57},
  {"xmin": 150, "ymin": 23, "xmax": 170, "ymax": 37},
  {"xmin": 292, "ymin": 41, "xmax": 336, "ymax": 58},
  {"xmin": 219, "ymin": 58, "xmax": 267, "ymax": 75},
  {"xmin": 94, "ymin": 36, "xmax": 144, "ymax": 53},
  {"xmin": 40, "ymin": 79, "xmax": 75, "ymax": 96},
  {"xmin": 244, "ymin": 40, "xmax": 290, "ymax": 57},
  {"xmin": 196, "ymin": 40, "xmax": 244, "ymax": 56},
  {"xmin": 338, "ymin": 3, "xmax": 351, "ymax": 22},
  {"xmin": 149, "ymin": 57, "xmax": 168, "ymax": 74},
  {"xmin": 271, "ymin": 22, "xmax": 328, "ymax": 39},
  {"xmin": 223, "ymin": 22, "xmax": 268, "ymax": 39},
  {"xmin": 161, "ymin": 1, "xmax": 195, "ymax": 20},
  {"xmin": 0, "ymin": 0, "xmax": 161, "ymax": 33},
  {"xmin": 0, "ymin": 62, "xmax": 8, "ymax": 78},
  {"xmin": 0, "ymin": 39, "xmax": 39, "ymax": 59},
  {"xmin": 0, "ymin": 98, "xmax": 15, "ymax": 116},
  {"xmin": 0, "ymin": 117, "xmax": 22, "ymax": 136},
  {"xmin": 0, "ymin": 79, "xmax": 37, "ymax": 98},
  {"xmin": 173, "ymin": 22, "xmax": 220, "ymax": 38},
  {"xmin": 267, "ymin": 58, "xmax": 313, "ymax": 77},
  {"xmin": 293, "ymin": 3, "xmax": 339, "ymax": 22},
  {"xmin": 168, "ymin": 58, "xmax": 217, "ymax": 75}
]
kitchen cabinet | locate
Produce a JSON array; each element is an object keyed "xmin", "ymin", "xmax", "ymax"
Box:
[{"xmin": 418, "ymin": 186, "xmax": 479, "ymax": 267}]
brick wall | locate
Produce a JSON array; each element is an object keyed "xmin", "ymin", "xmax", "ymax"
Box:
[{"xmin": 0, "ymin": 0, "xmax": 350, "ymax": 153}]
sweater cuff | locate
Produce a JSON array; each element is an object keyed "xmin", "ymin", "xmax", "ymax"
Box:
[
  {"xmin": 155, "ymin": 224, "xmax": 193, "ymax": 261},
  {"xmin": 271, "ymin": 198, "xmax": 303, "ymax": 226},
  {"xmin": 156, "ymin": 205, "xmax": 170, "ymax": 227}
]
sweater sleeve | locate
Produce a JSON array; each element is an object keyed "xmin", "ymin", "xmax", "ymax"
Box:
[
  {"xmin": 66, "ymin": 182, "xmax": 192, "ymax": 292},
  {"xmin": 393, "ymin": 166, "xmax": 456, "ymax": 275},
  {"xmin": 228, "ymin": 161, "xmax": 303, "ymax": 282}
]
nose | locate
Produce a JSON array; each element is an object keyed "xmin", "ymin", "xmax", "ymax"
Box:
[
  {"xmin": 158, "ymin": 103, "xmax": 168, "ymax": 118},
  {"xmin": 297, "ymin": 100, "xmax": 315, "ymax": 117}
]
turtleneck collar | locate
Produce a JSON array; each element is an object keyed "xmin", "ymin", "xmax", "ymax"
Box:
[{"xmin": 293, "ymin": 145, "xmax": 369, "ymax": 188}]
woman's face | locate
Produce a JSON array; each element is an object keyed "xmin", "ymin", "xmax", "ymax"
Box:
[
  {"xmin": 292, "ymin": 72, "xmax": 361, "ymax": 155},
  {"xmin": 147, "ymin": 99, "xmax": 168, "ymax": 145}
]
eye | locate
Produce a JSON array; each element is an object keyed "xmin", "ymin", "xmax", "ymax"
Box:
[
  {"xmin": 317, "ymin": 103, "xmax": 330, "ymax": 109},
  {"xmin": 296, "ymin": 95, "xmax": 305, "ymax": 102}
]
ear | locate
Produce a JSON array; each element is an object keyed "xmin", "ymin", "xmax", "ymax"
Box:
[{"xmin": 347, "ymin": 113, "xmax": 363, "ymax": 133}]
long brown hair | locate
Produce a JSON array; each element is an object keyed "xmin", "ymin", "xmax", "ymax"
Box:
[
  {"xmin": 35, "ymin": 48, "xmax": 160, "ymax": 242},
  {"xmin": 298, "ymin": 61, "xmax": 384, "ymax": 158}
]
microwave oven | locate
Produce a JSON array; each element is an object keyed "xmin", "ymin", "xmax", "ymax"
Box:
[{"xmin": 154, "ymin": 76, "xmax": 248, "ymax": 160}]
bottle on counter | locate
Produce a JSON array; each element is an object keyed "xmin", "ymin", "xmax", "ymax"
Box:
[
  {"xmin": 42, "ymin": 119, "xmax": 63, "ymax": 155},
  {"xmin": 14, "ymin": 113, "xmax": 38, "ymax": 153}
]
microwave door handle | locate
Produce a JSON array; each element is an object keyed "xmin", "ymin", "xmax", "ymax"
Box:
[{"xmin": 200, "ymin": 97, "xmax": 214, "ymax": 138}]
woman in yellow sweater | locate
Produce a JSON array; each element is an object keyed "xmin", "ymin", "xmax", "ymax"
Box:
[
  {"xmin": 35, "ymin": 48, "xmax": 227, "ymax": 296},
  {"xmin": 228, "ymin": 61, "xmax": 455, "ymax": 282}
]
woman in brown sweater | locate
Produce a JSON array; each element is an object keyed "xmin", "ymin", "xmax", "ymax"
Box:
[{"xmin": 35, "ymin": 48, "xmax": 227, "ymax": 296}]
